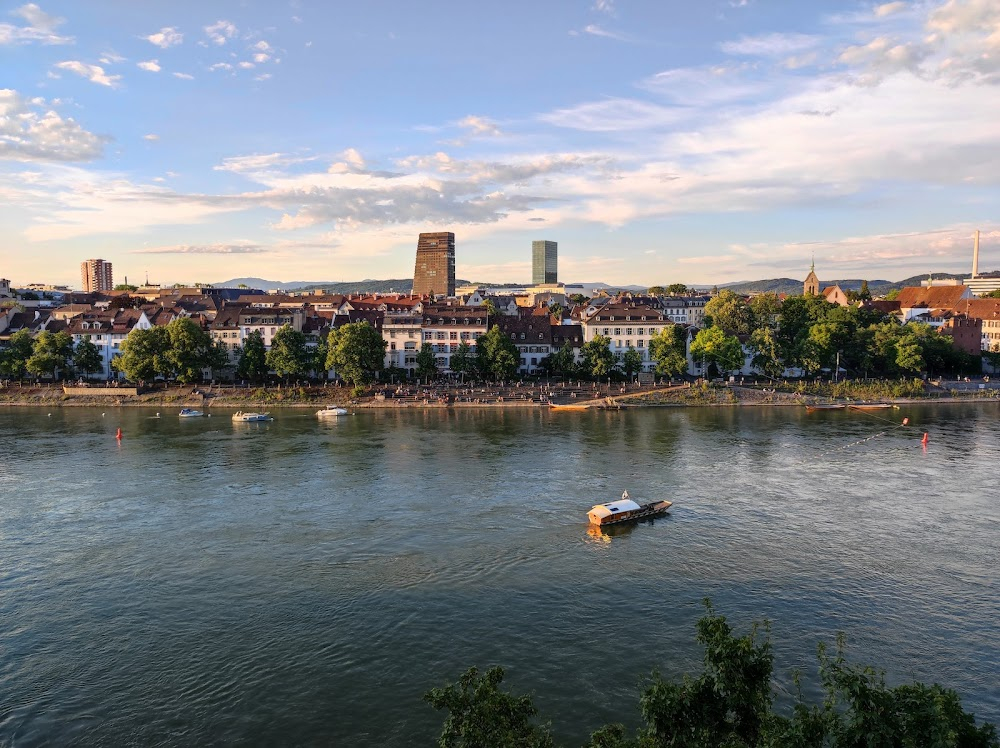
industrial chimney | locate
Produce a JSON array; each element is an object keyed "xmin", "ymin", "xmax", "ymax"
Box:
[{"xmin": 972, "ymin": 229, "xmax": 980, "ymax": 278}]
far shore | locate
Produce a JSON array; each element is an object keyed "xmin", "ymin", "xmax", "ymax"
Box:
[{"xmin": 1, "ymin": 382, "xmax": 997, "ymax": 410}]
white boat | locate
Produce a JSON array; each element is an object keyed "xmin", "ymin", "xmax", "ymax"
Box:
[
  {"xmin": 587, "ymin": 497, "xmax": 673, "ymax": 526},
  {"xmin": 232, "ymin": 411, "xmax": 272, "ymax": 422},
  {"xmin": 316, "ymin": 405, "xmax": 349, "ymax": 417},
  {"xmin": 178, "ymin": 408, "xmax": 204, "ymax": 418}
]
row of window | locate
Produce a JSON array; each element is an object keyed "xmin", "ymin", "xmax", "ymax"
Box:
[{"xmin": 601, "ymin": 327, "xmax": 665, "ymax": 336}]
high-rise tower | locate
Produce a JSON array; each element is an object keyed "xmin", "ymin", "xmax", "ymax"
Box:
[
  {"xmin": 532, "ymin": 240, "xmax": 557, "ymax": 285},
  {"xmin": 412, "ymin": 232, "xmax": 455, "ymax": 297},
  {"xmin": 81, "ymin": 258, "xmax": 113, "ymax": 292}
]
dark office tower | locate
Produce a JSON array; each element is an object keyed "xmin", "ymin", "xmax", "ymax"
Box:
[
  {"xmin": 532, "ymin": 240, "xmax": 557, "ymax": 285},
  {"xmin": 412, "ymin": 232, "xmax": 456, "ymax": 297}
]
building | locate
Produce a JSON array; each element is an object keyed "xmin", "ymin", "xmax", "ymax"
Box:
[
  {"xmin": 580, "ymin": 301, "xmax": 676, "ymax": 372},
  {"xmin": 803, "ymin": 260, "xmax": 819, "ymax": 296},
  {"xmin": 0, "ymin": 278, "xmax": 11, "ymax": 298},
  {"xmin": 532, "ymin": 240, "xmax": 557, "ymax": 285},
  {"xmin": 81, "ymin": 259, "xmax": 113, "ymax": 292},
  {"xmin": 412, "ymin": 232, "xmax": 456, "ymax": 297}
]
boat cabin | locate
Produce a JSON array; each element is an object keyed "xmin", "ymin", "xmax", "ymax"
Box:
[{"xmin": 588, "ymin": 499, "xmax": 642, "ymax": 526}]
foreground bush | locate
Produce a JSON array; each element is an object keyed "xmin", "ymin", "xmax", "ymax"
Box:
[{"xmin": 427, "ymin": 602, "xmax": 997, "ymax": 748}]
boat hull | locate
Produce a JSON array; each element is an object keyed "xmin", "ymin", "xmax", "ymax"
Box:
[{"xmin": 589, "ymin": 500, "xmax": 672, "ymax": 526}]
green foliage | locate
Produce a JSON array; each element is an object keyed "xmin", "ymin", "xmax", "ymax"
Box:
[
  {"xmin": 0, "ymin": 329, "xmax": 35, "ymax": 378},
  {"xmin": 416, "ymin": 343, "xmax": 438, "ymax": 381},
  {"xmin": 580, "ymin": 334, "xmax": 618, "ymax": 379},
  {"xmin": 26, "ymin": 330, "xmax": 74, "ymax": 380},
  {"xmin": 704, "ymin": 290, "xmax": 755, "ymax": 336},
  {"xmin": 450, "ymin": 341, "xmax": 476, "ymax": 380},
  {"xmin": 749, "ymin": 293, "xmax": 782, "ymax": 331},
  {"xmin": 568, "ymin": 294, "xmax": 589, "ymax": 305},
  {"xmin": 982, "ymin": 289, "xmax": 1000, "ymax": 299},
  {"xmin": 206, "ymin": 339, "xmax": 232, "ymax": 380},
  {"xmin": 648, "ymin": 327, "xmax": 687, "ymax": 379},
  {"xmin": 647, "ymin": 286, "xmax": 666, "ymax": 296},
  {"xmin": 115, "ymin": 326, "xmax": 171, "ymax": 382},
  {"xmin": 541, "ymin": 343, "xmax": 577, "ymax": 378},
  {"xmin": 748, "ymin": 327, "xmax": 783, "ymax": 379},
  {"xmin": 885, "ymin": 288, "xmax": 901, "ymax": 301},
  {"xmin": 113, "ymin": 284, "xmax": 138, "ymax": 292},
  {"xmin": 325, "ymin": 321, "xmax": 387, "ymax": 386},
  {"xmin": 621, "ymin": 347, "xmax": 643, "ymax": 379},
  {"xmin": 236, "ymin": 330, "xmax": 268, "ymax": 383},
  {"xmin": 691, "ymin": 327, "xmax": 744, "ymax": 376},
  {"xmin": 425, "ymin": 666, "xmax": 554, "ymax": 748},
  {"xmin": 73, "ymin": 335, "xmax": 104, "ymax": 377},
  {"xmin": 476, "ymin": 326, "xmax": 521, "ymax": 381},
  {"xmin": 164, "ymin": 317, "xmax": 215, "ymax": 383},
  {"xmin": 666, "ymin": 283, "xmax": 689, "ymax": 295},
  {"xmin": 547, "ymin": 302, "xmax": 564, "ymax": 321},
  {"xmin": 265, "ymin": 324, "xmax": 310, "ymax": 381},
  {"xmin": 432, "ymin": 605, "xmax": 998, "ymax": 748}
]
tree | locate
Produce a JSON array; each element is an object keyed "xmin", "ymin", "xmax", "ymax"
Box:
[
  {"xmin": 547, "ymin": 302, "xmax": 564, "ymax": 321},
  {"xmin": 704, "ymin": 289, "xmax": 755, "ymax": 336},
  {"xmin": 648, "ymin": 327, "xmax": 688, "ymax": 379},
  {"xmin": 568, "ymin": 293, "xmax": 589, "ymax": 305},
  {"xmin": 108, "ymin": 294, "xmax": 144, "ymax": 310},
  {"xmin": 748, "ymin": 327, "xmax": 784, "ymax": 379},
  {"xmin": 690, "ymin": 327, "xmax": 744, "ymax": 377},
  {"xmin": 858, "ymin": 279, "xmax": 872, "ymax": 300},
  {"xmin": 26, "ymin": 330, "xmax": 74, "ymax": 380},
  {"xmin": 416, "ymin": 343, "xmax": 438, "ymax": 381},
  {"xmin": 541, "ymin": 343, "xmax": 577, "ymax": 378},
  {"xmin": 205, "ymin": 339, "xmax": 233, "ymax": 381},
  {"xmin": 476, "ymin": 326, "xmax": 521, "ymax": 381},
  {"xmin": 431, "ymin": 605, "xmax": 999, "ymax": 748},
  {"xmin": 309, "ymin": 335, "xmax": 329, "ymax": 379},
  {"xmin": 666, "ymin": 283, "xmax": 688, "ymax": 295},
  {"xmin": 621, "ymin": 346, "xmax": 643, "ymax": 380},
  {"xmin": 0, "ymin": 329, "xmax": 35, "ymax": 379},
  {"xmin": 73, "ymin": 336, "xmax": 104, "ymax": 379},
  {"xmin": 115, "ymin": 326, "xmax": 171, "ymax": 382},
  {"xmin": 236, "ymin": 330, "xmax": 268, "ymax": 383},
  {"xmin": 580, "ymin": 334, "xmax": 617, "ymax": 379},
  {"xmin": 647, "ymin": 286, "xmax": 666, "ymax": 296},
  {"xmin": 425, "ymin": 666, "xmax": 554, "ymax": 748},
  {"xmin": 749, "ymin": 293, "xmax": 782, "ymax": 331},
  {"xmin": 266, "ymin": 324, "xmax": 310, "ymax": 382},
  {"xmin": 326, "ymin": 321, "xmax": 387, "ymax": 386},
  {"xmin": 450, "ymin": 341, "xmax": 475, "ymax": 381},
  {"xmin": 164, "ymin": 317, "xmax": 215, "ymax": 383},
  {"xmin": 885, "ymin": 288, "xmax": 901, "ymax": 301},
  {"xmin": 113, "ymin": 283, "xmax": 138, "ymax": 292}
]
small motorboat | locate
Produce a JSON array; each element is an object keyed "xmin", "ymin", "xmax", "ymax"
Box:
[
  {"xmin": 232, "ymin": 411, "xmax": 272, "ymax": 422},
  {"xmin": 179, "ymin": 408, "xmax": 204, "ymax": 418},
  {"xmin": 587, "ymin": 495, "xmax": 673, "ymax": 526},
  {"xmin": 316, "ymin": 405, "xmax": 349, "ymax": 417},
  {"xmin": 549, "ymin": 403, "xmax": 591, "ymax": 411},
  {"xmin": 848, "ymin": 404, "xmax": 896, "ymax": 411},
  {"xmin": 805, "ymin": 404, "xmax": 846, "ymax": 412}
]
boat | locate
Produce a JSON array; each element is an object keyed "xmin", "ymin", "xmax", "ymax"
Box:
[
  {"xmin": 587, "ymin": 497, "xmax": 673, "ymax": 526},
  {"xmin": 316, "ymin": 405, "xmax": 349, "ymax": 417},
  {"xmin": 805, "ymin": 404, "xmax": 846, "ymax": 412},
  {"xmin": 178, "ymin": 408, "xmax": 204, "ymax": 418},
  {"xmin": 232, "ymin": 411, "xmax": 272, "ymax": 422},
  {"xmin": 848, "ymin": 404, "xmax": 896, "ymax": 411}
]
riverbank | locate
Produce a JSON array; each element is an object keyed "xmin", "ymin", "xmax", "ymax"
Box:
[{"xmin": 2, "ymin": 382, "xmax": 998, "ymax": 409}]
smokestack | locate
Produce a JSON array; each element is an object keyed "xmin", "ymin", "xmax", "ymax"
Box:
[{"xmin": 972, "ymin": 230, "xmax": 980, "ymax": 278}]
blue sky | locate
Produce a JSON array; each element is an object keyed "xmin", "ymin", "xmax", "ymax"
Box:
[{"xmin": 2, "ymin": 0, "xmax": 999, "ymax": 288}]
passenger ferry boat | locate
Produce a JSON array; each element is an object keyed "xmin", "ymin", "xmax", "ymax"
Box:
[
  {"xmin": 232, "ymin": 411, "xmax": 272, "ymax": 422},
  {"xmin": 587, "ymin": 495, "xmax": 673, "ymax": 526}
]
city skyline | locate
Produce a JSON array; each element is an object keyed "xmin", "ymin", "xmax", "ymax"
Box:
[{"xmin": 2, "ymin": 1, "xmax": 1000, "ymax": 287}]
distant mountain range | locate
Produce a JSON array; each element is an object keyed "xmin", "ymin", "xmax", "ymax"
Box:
[{"xmin": 216, "ymin": 273, "xmax": 969, "ymax": 297}]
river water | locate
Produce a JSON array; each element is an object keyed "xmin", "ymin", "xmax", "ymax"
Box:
[{"xmin": 1, "ymin": 404, "xmax": 997, "ymax": 745}]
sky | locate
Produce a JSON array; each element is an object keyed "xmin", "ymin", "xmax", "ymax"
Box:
[{"xmin": 2, "ymin": 0, "xmax": 999, "ymax": 288}]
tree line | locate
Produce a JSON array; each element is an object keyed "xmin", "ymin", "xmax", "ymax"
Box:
[{"xmin": 425, "ymin": 603, "xmax": 998, "ymax": 748}]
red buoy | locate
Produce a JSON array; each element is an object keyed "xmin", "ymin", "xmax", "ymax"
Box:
[
  {"xmin": 921, "ymin": 432, "xmax": 929, "ymax": 445},
  {"xmin": 116, "ymin": 427, "xmax": 122, "ymax": 440},
  {"xmin": 902, "ymin": 417, "xmax": 909, "ymax": 426}
]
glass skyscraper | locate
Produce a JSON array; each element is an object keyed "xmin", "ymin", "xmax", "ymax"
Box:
[{"xmin": 532, "ymin": 240, "xmax": 557, "ymax": 285}]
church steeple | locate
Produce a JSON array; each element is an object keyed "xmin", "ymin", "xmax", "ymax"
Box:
[{"xmin": 804, "ymin": 257, "xmax": 820, "ymax": 296}]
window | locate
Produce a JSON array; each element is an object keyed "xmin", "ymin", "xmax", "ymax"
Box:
[
  {"xmin": 450, "ymin": 331, "xmax": 457, "ymax": 340},
  {"xmin": 637, "ymin": 340, "xmax": 644, "ymax": 348},
  {"xmin": 436, "ymin": 332, "xmax": 445, "ymax": 340},
  {"xmin": 614, "ymin": 328, "xmax": 621, "ymax": 336},
  {"xmin": 603, "ymin": 328, "xmax": 610, "ymax": 335},
  {"xmin": 390, "ymin": 343, "xmax": 396, "ymax": 351},
  {"xmin": 423, "ymin": 331, "xmax": 433, "ymax": 341},
  {"xmin": 520, "ymin": 333, "xmax": 525, "ymax": 340},
  {"xmin": 627, "ymin": 328, "xmax": 633, "ymax": 335},
  {"xmin": 626, "ymin": 340, "xmax": 631, "ymax": 347}
]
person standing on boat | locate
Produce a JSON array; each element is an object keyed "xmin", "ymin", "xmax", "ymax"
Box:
[{"xmin": 622, "ymin": 490, "xmax": 630, "ymax": 501}]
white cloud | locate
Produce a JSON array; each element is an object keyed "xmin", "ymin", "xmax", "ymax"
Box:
[
  {"xmin": 0, "ymin": 89, "xmax": 107, "ymax": 161},
  {"xmin": 173, "ymin": 72, "xmax": 193, "ymax": 80},
  {"xmin": 593, "ymin": 0, "xmax": 616, "ymax": 15},
  {"xmin": 254, "ymin": 73, "xmax": 272, "ymax": 81},
  {"xmin": 838, "ymin": 36, "xmax": 932, "ymax": 85},
  {"xmin": 875, "ymin": 2, "xmax": 908, "ymax": 18},
  {"xmin": 577, "ymin": 24, "xmax": 634, "ymax": 42},
  {"xmin": 205, "ymin": 19, "xmax": 237, "ymax": 45},
  {"xmin": 721, "ymin": 32, "xmax": 819, "ymax": 57},
  {"xmin": 99, "ymin": 51, "xmax": 125, "ymax": 65},
  {"xmin": 458, "ymin": 115, "xmax": 501, "ymax": 137},
  {"xmin": 144, "ymin": 26, "xmax": 182, "ymax": 49},
  {"xmin": 143, "ymin": 134, "xmax": 159, "ymax": 141},
  {"xmin": 132, "ymin": 243, "xmax": 268, "ymax": 254},
  {"xmin": 541, "ymin": 98, "xmax": 685, "ymax": 131},
  {"xmin": 52, "ymin": 60, "xmax": 121, "ymax": 87},
  {"xmin": 0, "ymin": 3, "xmax": 72, "ymax": 45},
  {"xmin": 238, "ymin": 61, "xmax": 255, "ymax": 69},
  {"xmin": 137, "ymin": 59, "xmax": 161, "ymax": 72},
  {"xmin": 253, "ymin": 53, "xmax": 270, "ymax": 63},
  {"xmin": 209, "ymin": 62, "xmax": 233, "ymax": 72}
]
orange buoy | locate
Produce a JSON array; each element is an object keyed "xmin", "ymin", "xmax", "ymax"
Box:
[
  {"xmin": 902, "ymin": 417, "xmax": 909, "ymax": 426},
  {"xmin": 921, "ymin": 432, "xmax": 929, "ymax": 445},
  {"xmin": 116, "ymin": 427, "xmax": 122, "ymax": 440}
]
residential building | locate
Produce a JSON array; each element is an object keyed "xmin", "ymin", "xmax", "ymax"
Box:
[
  {"xmin": 239, "ymin": 305, "xmax": 306, "ymax": 347},
  {"xmin": 532, "ymin": 240, "xmax": 557, "ymax": 285},
  {"xmin": 580, "ymin": 301, "xmax": 676, "ymax": 372},
  {"xmin": 658, "ymin": 295, "xmax": 710, "ymax": 327},
  {"xmin": 0, "ymin": 278, "xmax": 11, "ymax": 298},
  {"xmin": 896, "ymin": 285, "xmax": 973, "ymax": 322},
  {"xmin": 821, "ymin": 285, "xmax": 850, "ymax": 306},
  {"xmin": 412, "ymin": 232, "xmax": 456, "ymax": 297},
  {"xmin": 81, "ymin": 259, "xmax": 113, "ymax": 292}
]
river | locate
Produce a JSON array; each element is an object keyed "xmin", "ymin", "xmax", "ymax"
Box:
[{"xmin": 1, "ymin": 404, "xmax": 997, "ymax": 745}]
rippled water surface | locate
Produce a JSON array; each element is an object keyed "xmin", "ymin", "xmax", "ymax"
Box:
[{"xmin": 1, "ymin": 404, "xmax": 998, "ymax": 745}]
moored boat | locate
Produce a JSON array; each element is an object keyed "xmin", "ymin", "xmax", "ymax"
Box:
[
  {"xmin": 805, "ymin": 404, "xmax": 846, "ymax": 412},
  {"xmin": 587, "ymin": 496, "xmax": 673, "ymax": 526},
  {"xmin": 178, "ymin": 408, "xmax": 204, "ymax": 417},
  {"xmin": 848, "ymin": 403, "xmax": 896, "ymax": 411},
  {"xmin": 316, "ymin": 405, "xmax": 349, "ymax": 417},
  {"xmin": 232, "ymin": 411, "xmax": 272, "ymax": 422},
  {"xmin": 550, "ymin": 403, "xmax": 591, "ymax": 411}
]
